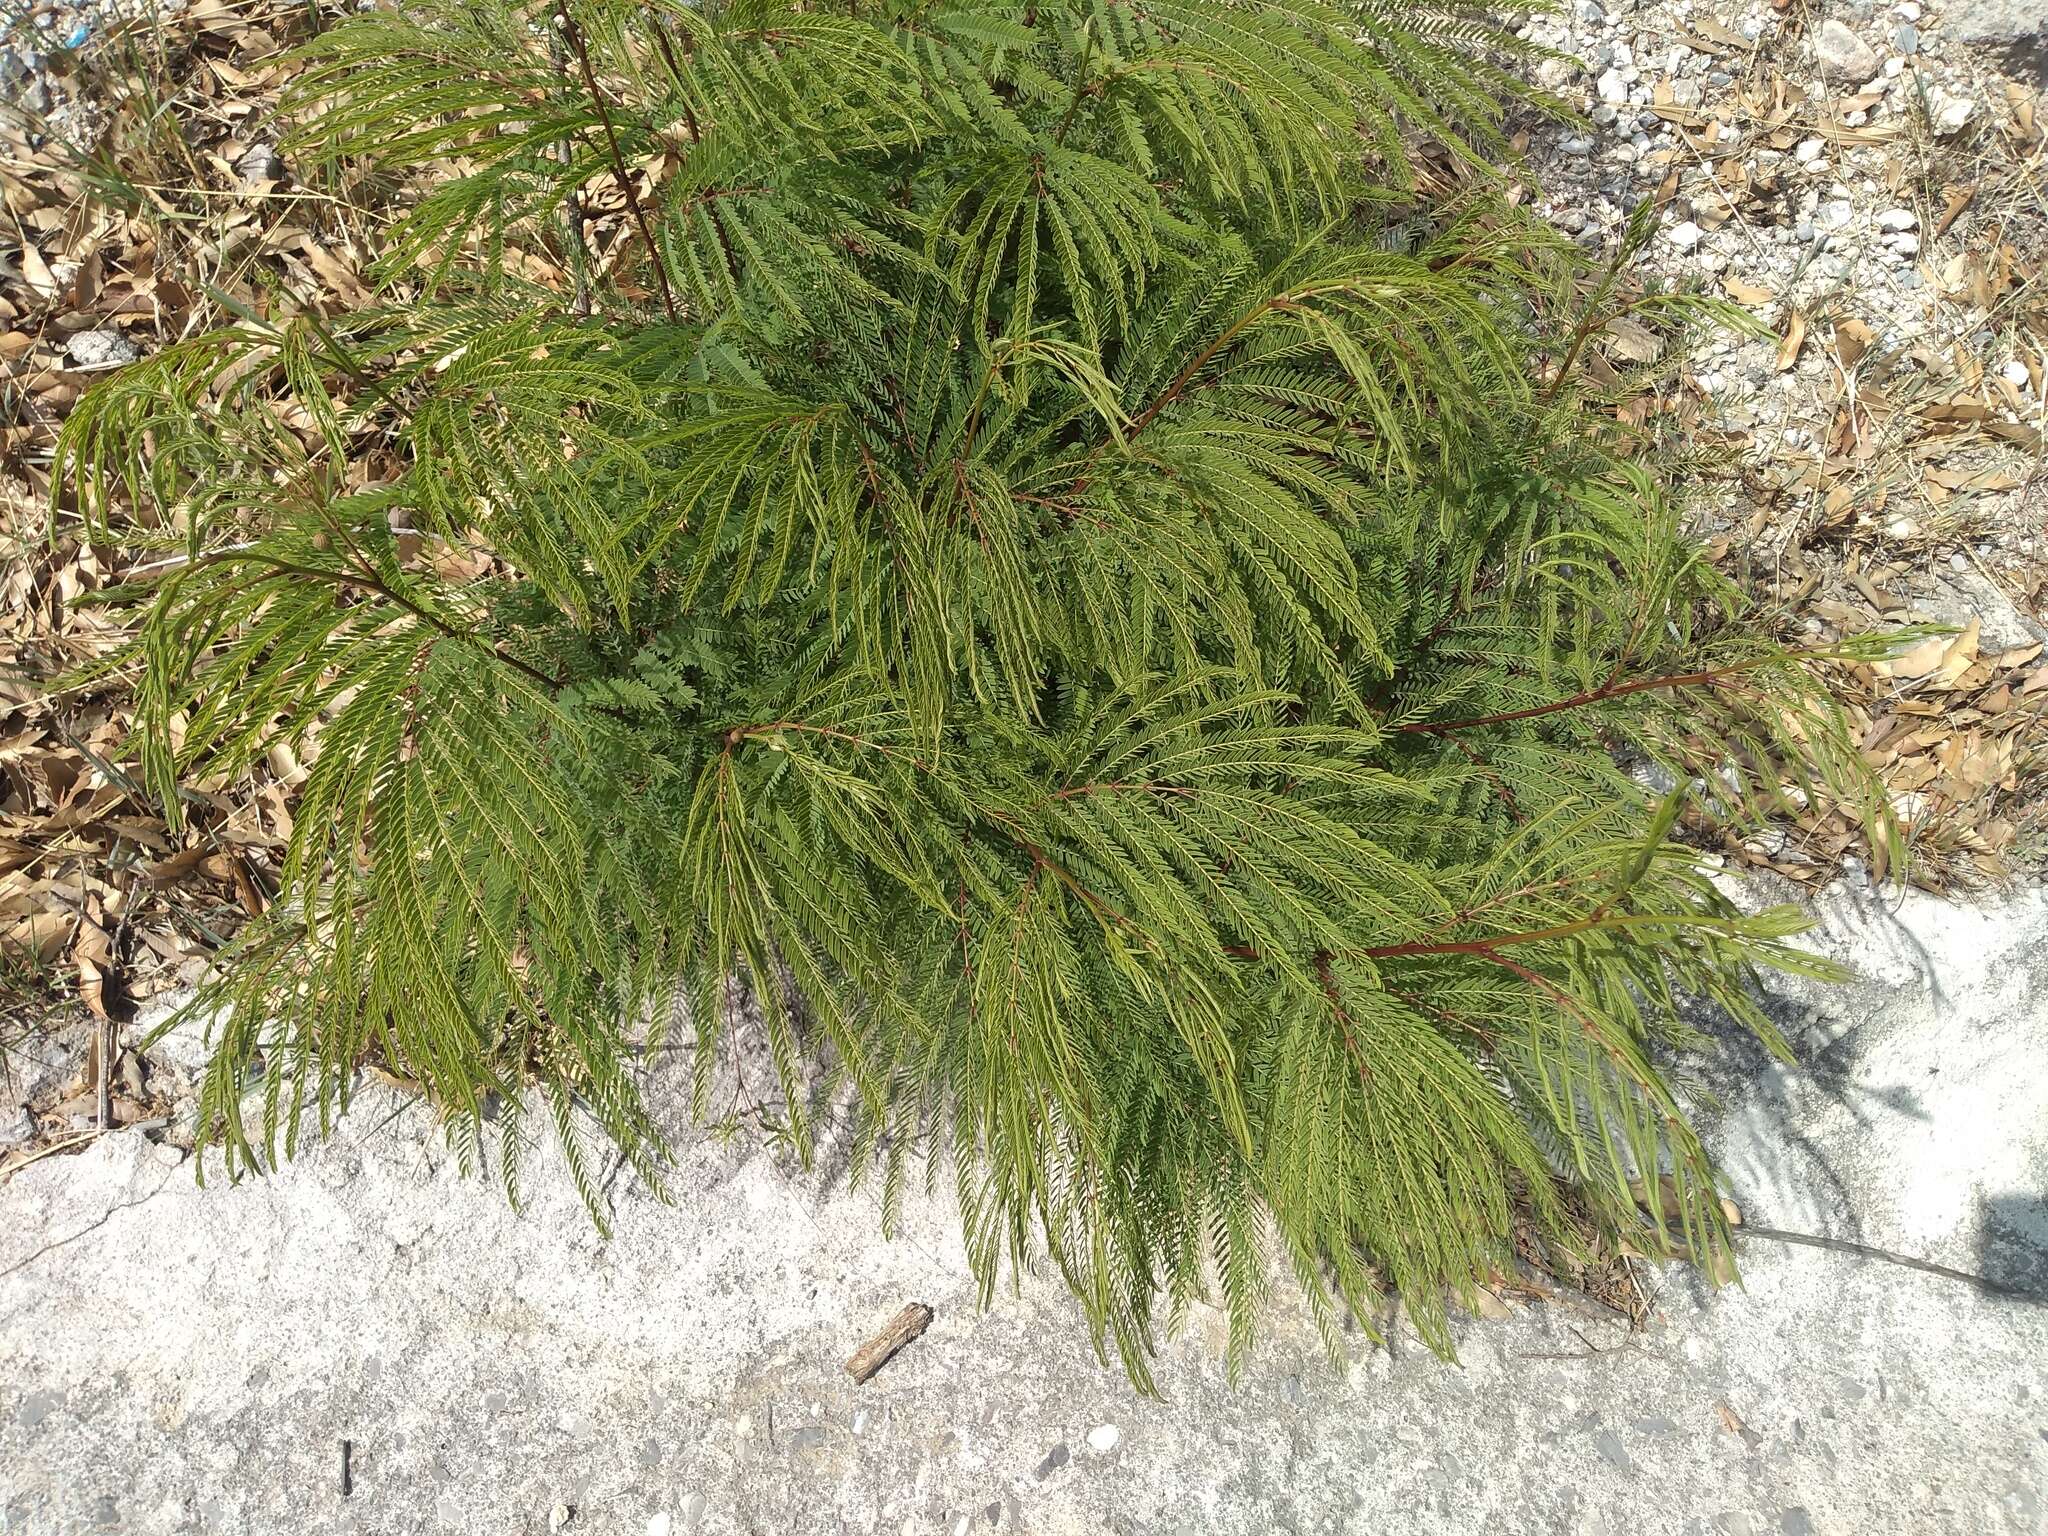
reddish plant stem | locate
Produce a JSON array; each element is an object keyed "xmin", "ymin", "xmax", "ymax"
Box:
[
  {"xmin": 1313, "ymin": 949, "xmax": 1371, "ymax": 1086},
  {"xmin": 555, "ymin": 0, "xmax": 680, "ymax": 320},
  {"xmin": 1443, "ymin": 735, "xmax": 1523, "ymax": 822},
  {"xmin": 1125, "ymin": 292, "xmax": 1302, "ymax": 440},
  {"xmin": 1360, "ymin": 914, "xmax": 1605, "ymax": 960},
  {"xmin": 1224, "ymin": 899, "xmax": 1644, "ymax": 968},
  {"xmin": 1411, "ymin": 871, "xmax": 1609, "ymax": 942},
  {"xmin": 1473, "ymin": 949, "xmax": 1608, "ymax": 1044},
  {"xmin": 1065, "ymin": 279, "xmax": 1349, "ymax": 495},
  {"xmin": 197, "ymin": 550, "xmax": 560, "ymax": 691},
  {"xmin": 723, "ymin": 719, "xmax": 932, "ymax": 773},
  {"xmin": 1396, "ymin": 656, "xmax": 1775, "ymax": 737}
]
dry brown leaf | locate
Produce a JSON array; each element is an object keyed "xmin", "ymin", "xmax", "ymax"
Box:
[
  {"xmin": 1467, "ymin": 1286, "xmax": 1514, "ymax": 1321},
  {"xmin": 1923, "ymin": 398, "xmax": 1994, "ymax": 425},
  {"xmin": 143, "ymin": 845, "xmax": 213, "ymax": 886},
  {"xmin": 1774, "ymin": 310, "xmax": 1807, "ymax": 372},
  {"xmin": 75, "ymin": 956, "xmax": 109, "ymax": 1019},
  {"xmin": 295, "ymin": 237, "xmax": 375, "ymax": 307},
  {"xmin": 3, "ymin": 910, "xmax": 71, "ymax": 962},
  {"xmin": 226, "ymin": 856, "xmax": 268, "ymax": 916},
  {"xmin": 1684, "ymin": 17, "xmax": 1747, "ymax": 50},
  {"xmin": 1878, "ymin": 633, "xmax": 1949, "ymax": 679},
  {"xmin": 17, "ymin": 241, "xmax": 59, "ymax": 301},
  {"xmin": 1834, "ymin": 317, "xmax": 1876, "ymax": 369},
  {"xmin": 1722, "ymin": 276, "xmax": 1776, "ymax": 306},
  {"xmin": 1932, "ymin": 617, "xmax": 1981, "ymax": 689},
  {"xmin": 1935, "ymin": 183, "xmax": 1976, "ymax": 237},
  {"xmin": 1702, "ymin": 1245, "xmax": 1739, "ymax": 1287},
  {"xmin": 1924, "ymin": 466, "xmax": 2021, "ymax": 493},
  {"xmin": 1958, "ymin": 740, "xmax": 2005, "ymax": 789},
  {"xmin": 187, "ymin": 0, "xmax": 252, "ymax": 39},
  {"xmin": 1892, "ymin": 757, "xmax": 1940, "ymax": 791}
]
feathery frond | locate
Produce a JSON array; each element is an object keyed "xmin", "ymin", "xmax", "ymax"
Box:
[{"xmin": 62, "ymin": 0, "xmax": 1890, "ymax": 1382}]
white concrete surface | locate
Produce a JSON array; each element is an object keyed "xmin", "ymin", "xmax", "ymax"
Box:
[{"xmin": 1, "ymin": 880, "xmax": 2044, "ymax": 1535}]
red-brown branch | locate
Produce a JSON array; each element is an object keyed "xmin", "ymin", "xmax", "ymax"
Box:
[
  {"xmin": 1226, "ymin": 901, "xmax": 1677, "ymax": 967},
  {"xmin": 1444, "ymin": 735, "xmax": 1523, "ymax": 822},
  {"xmin": 1360, "ymin": 915, "xmax": 1604, "ymax": 960},
  {"xmin": 555, "ymin": 0, "xmax": 680, "ymax": 321},
  {"xmin": 1474, "ymin": 950, "xmax": 1606, "ymax": 1042},
  {"xmin": 1314, "ymin": 949, "xmax": 1371, "ymax": 1086},
  {"xmin": 1064, "ymin": 277, "xmax": 1352, "ymax": 496},
  {"xmin": 1395, "ymin": 656, "xmax": 1776, "ymax": 737}
]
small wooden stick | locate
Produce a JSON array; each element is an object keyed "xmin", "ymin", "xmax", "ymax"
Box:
[
  {"xmin": 844, "ymin": 1303, "xmax": 933, "ymax": 1384},
  {"xmin": 94, "ymin": 1020, "xmax": 112, "ymax": 1132}
]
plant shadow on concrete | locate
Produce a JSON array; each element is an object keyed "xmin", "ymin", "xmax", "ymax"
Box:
[
  {"xmin": 58, "ymin": 0, "xmax": 1912, "ymax": 1384},
  {"xmin": 1981, "ymin": 1194, "xmax": 2048, "ymax": 1299}
]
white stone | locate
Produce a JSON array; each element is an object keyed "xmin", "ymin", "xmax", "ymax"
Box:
[
  {"xmin": 1934, "ymin": 95, "xmax": 1977, "ymax": 134},
  {"xmin": 1812, "ymin": 18, "xmax": 1879, "ymax": 82},
  {"xmin": 1876, "ymin": 207, "xmax": 1918, "ymax": 232},
  {"xmin": 235, "ymin": 141, "xmax": 285, "ymax": 185},
  {"xmin": 1666, "ymin": 220, "xmax": 1704, "ymax": 249},
  {"xmin": 2004, "ymin": 359, "xmax": 2033, "ymax": 389},
  {"xmin": 1087, "ymin": 1423, "xmax": 1122, "ymax": 1452},
  {"xmin": 1596, "ymin": 67, "xmax": 1629, "ymax": 103},
  {"xmin": 1794, "ymin": 137, "xmax": 1826, "ymax": 163},
  {"xmin": 1815, "ymin": 199, "xmax": 1856, "ymax": 232},
  {"xmin": 1887, "ymin": 233, "xmax": 1921, "ymax": 256},
  {"xmin": 64, "ymin": 329, "xmax": 140, "ymax": 369}
]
